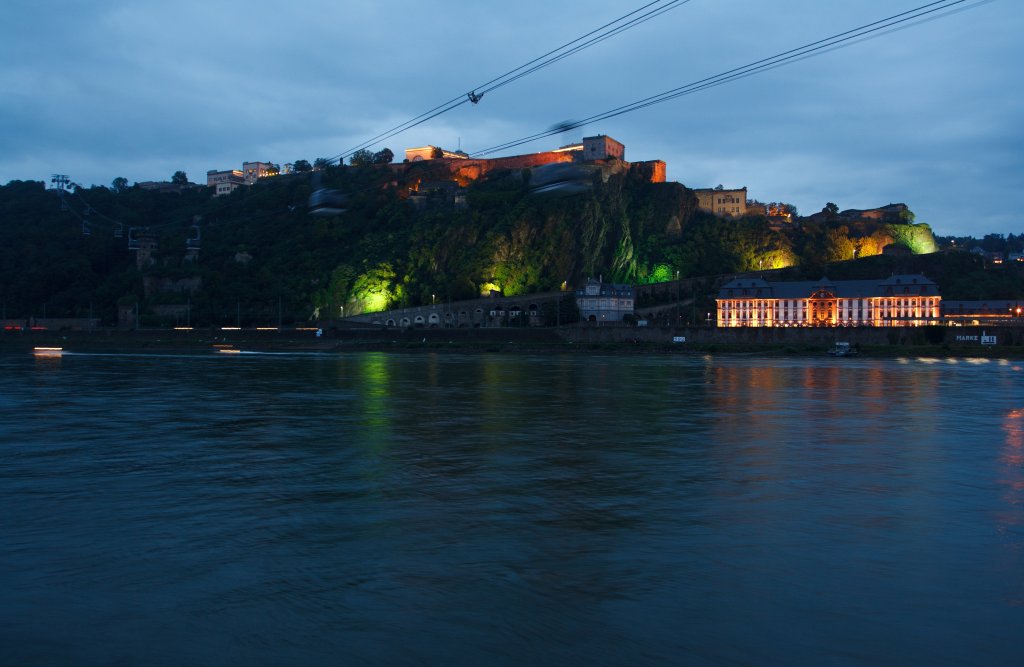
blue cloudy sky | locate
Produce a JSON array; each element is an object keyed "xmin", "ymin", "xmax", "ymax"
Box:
[{"xmin": 1, "ymin": 0, "xmax": 1020, "ymax": 237}]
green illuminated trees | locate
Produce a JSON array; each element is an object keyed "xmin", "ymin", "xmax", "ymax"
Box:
[
  {"xmin": 0, "ymin": 164, "xmax": 953, "ymax": 327},
  {"xmin": 886, "ymin": 222, "xmax": 938, "ymax": 254}
]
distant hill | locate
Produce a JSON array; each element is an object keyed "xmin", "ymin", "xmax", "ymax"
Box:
[{"xmin": 0, "ymin": 166, "xmax": 979, "ymax": 327}]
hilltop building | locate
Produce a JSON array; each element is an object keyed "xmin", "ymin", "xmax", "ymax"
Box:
[
  {"xmin": 581, "ymin": 135, "xmax": 625, "ymax": 161},
  {"xmin": 242, "ymin": 161, "xmax": 278, "ymax": 185},
  {"xmin": 403, "ymin": 135, "xmax": 666, "ymax": 185},
  {"xmin": 405, "ymin": 146, "xmax": 470, "ymax": 161},
  {"xmin": 206, "ymin": 169, "xmax": 244, "ymax": 196},
  {"xmin": 716, "ymin": 275, "xmax": 942, "ymax": 327},
  {"xmin": 694, "ymin": 187, "xmax": 748, "ymax": 218},
  {"xmin": 804, "ymin": 203, "xmax": 910, "ymax": 225},
  {"xmin": 206, "ymin": 161, "xmax": 280, "ymax": 196}
]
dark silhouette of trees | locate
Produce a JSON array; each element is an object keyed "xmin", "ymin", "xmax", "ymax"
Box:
[{"xmin": 349, "ymin": 149, "xmax": 374, "ymax": 167}]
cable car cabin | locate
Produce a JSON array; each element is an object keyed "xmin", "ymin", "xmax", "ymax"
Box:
[
  {"xmin": 308, "ymin": 189, "xmax": 349, "ymax": 216},
  {"xmin": 528, "ymin": 163, "xmax": 593, "ymax": 198}
]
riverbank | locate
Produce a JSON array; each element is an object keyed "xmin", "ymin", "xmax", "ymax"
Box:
[{"xmin": 3, "ymin": 327, "xmax": 1022, "ymax": 359}]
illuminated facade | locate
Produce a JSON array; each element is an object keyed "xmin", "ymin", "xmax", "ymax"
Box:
[
  {"xmin": 404, "ymin": 146, "xmax": 470, "ymax": 161},
  {"xmin": 242, "ymin": 161, "xmax": 278, "ymax": 185},
  {"xmin": 942, "ymin": 300, "xmax": 1023, "ymax": 326},
  {"xmin": 716, "ymin": 275, "xmax": 942, "ymax": 327},
  {"xmin": 400, "ymin": 135, "xmax": 667, "ymax": 184}
]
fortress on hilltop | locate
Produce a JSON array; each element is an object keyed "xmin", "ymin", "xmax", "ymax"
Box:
[{"xmin": 403, "ymin": 135, "xmax": 667, "ymax": 186}]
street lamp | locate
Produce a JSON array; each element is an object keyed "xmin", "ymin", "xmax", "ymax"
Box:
[{"xmin": 675, "ymin": 271, "xmax": 680, "ymax": 316}]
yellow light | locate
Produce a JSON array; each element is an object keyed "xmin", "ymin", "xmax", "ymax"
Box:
[
  {"xmin": 256, "ymin": 327, "xmax": 278, "ymax": 331},
  {"xmin": 174, "ymin": 327, "xmax": 193, "ymax": 331},
  {"xmin": 221, "ymin": 326, "xmax": 241, "ymax": 331}
]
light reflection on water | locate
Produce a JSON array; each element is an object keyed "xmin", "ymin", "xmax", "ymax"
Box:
[{"xmin": 1, "ymin": 351, "xmax": 1022, "ymax": 666}]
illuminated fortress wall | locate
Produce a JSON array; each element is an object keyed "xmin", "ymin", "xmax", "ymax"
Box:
[{"xmin": 402, "ymin": 136, "xmax": 666, "ymax": 185}]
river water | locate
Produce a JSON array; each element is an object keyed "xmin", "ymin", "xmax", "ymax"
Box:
[{"xmin": 1, "ymin": 350, "xmax": 1022, "ymax": 665}]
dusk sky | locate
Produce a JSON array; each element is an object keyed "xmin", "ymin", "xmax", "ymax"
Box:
[{"xmin": 2, "ymin": 0, "xmax": 1020, "ymax": 237}]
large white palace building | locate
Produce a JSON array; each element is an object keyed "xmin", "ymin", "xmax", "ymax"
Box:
[{"xmin": 716, "ymin": 275, "xmax": 942, "ymax": 327}]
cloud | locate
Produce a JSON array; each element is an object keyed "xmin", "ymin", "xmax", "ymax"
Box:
[{"xmin": 1, "ymin": 0, "xmax": 1021, "ymax": 236}]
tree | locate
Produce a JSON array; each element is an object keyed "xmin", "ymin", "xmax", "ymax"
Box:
[
  {"xmin": 293, "ymin": 159, "xmax": 312, "ymax": 172},
  {"xmin": 313, "ymin": 158, "xmax": 331, "ymax": 170},
  {"xmin": 823, "ymin": 202, "xmax": 839, "ymax": 216},
  {"xmin": 887, "ymin": 223, "xmax": 938, "ymax": 254},
  {"xmin": 431, "ymin": 146, "xmax": 445, "ymax": 159},
  {"xmin": 111, "ymin": 177, "xmax": 129, "ymax": 193},
  {"xmin": 824, "ymin": 225, "xmax": 856, "ymax": 262},
  {"xmin": 171, "ymin": 171, "xmax": 188, "ymax": 185},
  {"xmin": 373, "ymin": 148, "xmax": 394, "ymax": 165},
  {"xmin": 350, "ymin": 149, "xmax": 374, "ymax": 167}
]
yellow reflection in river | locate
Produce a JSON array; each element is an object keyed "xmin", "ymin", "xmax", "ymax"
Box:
[{"xmin": 998, "ymin": 406, "xmax": 1024, "ymax": 548}]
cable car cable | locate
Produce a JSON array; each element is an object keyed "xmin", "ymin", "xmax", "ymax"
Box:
[
  {"xmin": 323, "ymin": 0, "xmax": 691, "ymax": 165},
  {"xmin": 470, "ymin": 0, "xmax": 978, "ymax": 157}
]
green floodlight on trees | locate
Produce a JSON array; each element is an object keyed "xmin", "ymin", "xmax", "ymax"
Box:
[
  {"xmin": 348, "ymin": 263, "xmax": 398, "ymax": 314},
  {"xmin": 889, "ymin": 223, "xmax": 938, "ymax": 255},
  {"xmin": 648, "ymin": 264, "xmax": 673, "ymax": 283}
]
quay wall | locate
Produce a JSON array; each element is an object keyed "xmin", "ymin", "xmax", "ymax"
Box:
[{"xmin": 558, "ymin": 324, "xmax": 1024, "ymax": 348}]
